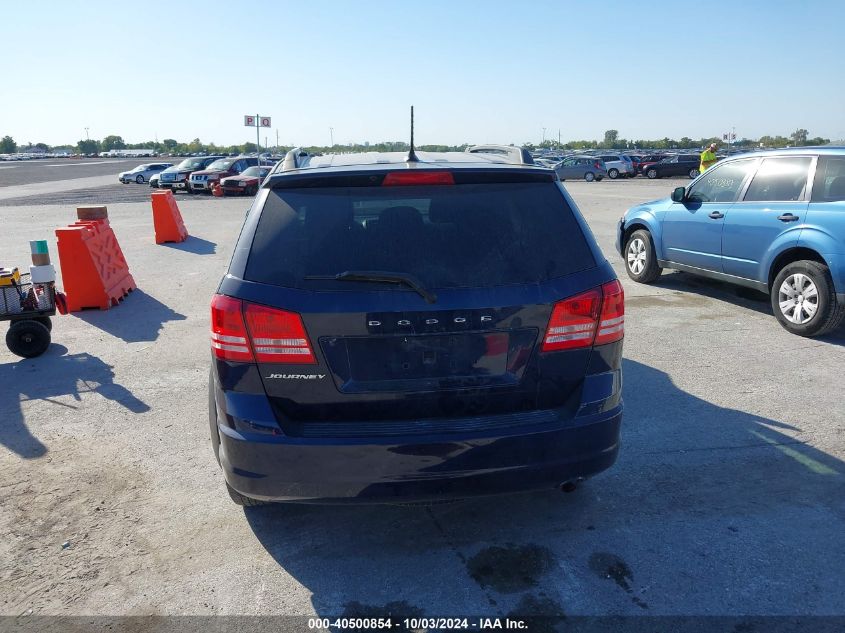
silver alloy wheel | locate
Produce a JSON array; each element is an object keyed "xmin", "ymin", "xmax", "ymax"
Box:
[
  {"xmin": 778, "ymin": 273, "xmax": 819, "ymax": 324},
  {"xmin": 585, "ymin": 172, "xmax": 595, "ymax": 182},
  {"xmin": 647, "ymin": 169, "xmax": 657, "ymax": 179},
  {"xmin": 627, "ymin": 238, "xmax": 647, "ymax": 275},
  {"xmin": 136, "ymin": 174, "xmax": 145, "ymax": 184}
]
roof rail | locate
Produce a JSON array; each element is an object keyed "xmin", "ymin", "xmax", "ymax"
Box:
[
  {"xmin": 280, "ymin": 147, "xmax": 311, "ymax": 171},
  {"xmin": 465, "ymin": 144, "xmax": 535, "ymax": 165}
]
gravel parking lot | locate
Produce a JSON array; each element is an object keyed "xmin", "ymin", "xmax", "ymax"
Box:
[{"xmin": 1, "ymin": 170, "xmax": 844, "ymax": 621}]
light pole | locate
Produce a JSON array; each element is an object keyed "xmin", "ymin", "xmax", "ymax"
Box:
[
  {"xmin": 329, "ymin": 127, "xmax": 334, "ymax": 148},
  {"xmin": 542, "ymin": 127, "xmax": 546, "ymax": 144},
  {"xmin": 84, "ymin": 127, "xmax": 89, "ymax": 140}
]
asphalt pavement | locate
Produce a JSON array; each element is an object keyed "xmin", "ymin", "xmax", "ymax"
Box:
[
  {"xmin": 1, "ymin": 172, "xmax": 843, "ymax": 621},
  {"xmin": 0, "ymin": 158, "xmax": 151, "ymax": 188}
]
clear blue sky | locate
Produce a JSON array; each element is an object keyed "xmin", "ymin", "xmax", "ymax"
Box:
[{"xmin": 3, "ymin": 0, "xmax": 844, "ymax": 147}]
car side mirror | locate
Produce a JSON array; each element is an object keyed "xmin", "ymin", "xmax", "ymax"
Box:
[{"xmin": 671, "ymin": 187, "xmax": 686, "ymax": 203}]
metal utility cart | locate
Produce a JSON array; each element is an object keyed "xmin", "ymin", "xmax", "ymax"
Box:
[{"xmin": 1, "ymin": 272, "xmax": 57, "ymax": 358}]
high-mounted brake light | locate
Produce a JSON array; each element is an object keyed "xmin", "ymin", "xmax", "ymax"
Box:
[
  {"xmin": 243, "ymin": 303, "xmax": 316, "ymax": 364},
  {"xmin": 211, "ymin": 295, "xmax": 254, "ymax": 362},
  {"xmin": 542, "ymin": 281, "xmax": 625, "ymax": 352},
  {"xmin": 382, "ymin": 171, "xmax": 454, "ymax": 186}
]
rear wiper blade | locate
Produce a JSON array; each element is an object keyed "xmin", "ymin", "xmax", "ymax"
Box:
[{"xmin": 304, "ymin": 270, "xmax": 437, "ymax": 304}]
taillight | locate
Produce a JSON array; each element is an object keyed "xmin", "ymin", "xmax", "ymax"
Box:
[
  {"xmin": 542, "ymin": 281, "xmax": 625, "ymax": 352},
  {"xmin": 211, "ymin": 295, "xmax": 253, "ymax": 362},
  {"xmin": 542, "ymin": 289, "xmax": 601, "ymax": 351},
  {"xmin": 382, "ymin": 171, "xmax": 454, "ymax": 186},
  {"xmin": 243, "ymin": 303, "xmax": 316, "ymax": 364},
  {"xmin": 210, "ymin": 295, "xmax": 317, "ymax": 364},
  {"xmin": 595, "ymin": 280, "xmax": 625, "ymax": 345}
]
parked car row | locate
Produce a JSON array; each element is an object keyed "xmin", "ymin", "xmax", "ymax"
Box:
[
  {"xmin": 131, "ymin": 155, "xmax": 274, "ymax": 196},
  {"xmin": 534, "ymin": 151, "xmax": 708, "ymax": 180},
  {"xmin": 189, "ymin": 156, "xmax": 261, "ymax": 193}
]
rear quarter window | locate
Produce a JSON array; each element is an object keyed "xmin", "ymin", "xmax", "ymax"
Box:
[
  {"xmin": 744, "ymin": 157, "xmax": 812, "ymax": 202},
  {"xmin": 811, "ymin": 156, "xmax": 845, "ymax": 202},
  {"xmin": 245, "ymin": 182, "xmax": 597, "ymax": 290}
]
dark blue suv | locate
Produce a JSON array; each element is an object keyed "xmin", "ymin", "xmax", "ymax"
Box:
[
  {"xmin": 209, "ymin": 147, "xmax": 625, "ymax": 505},
  {"xmin": 618, "ymin": 148, "xmax": 845, "ymax": 337}
]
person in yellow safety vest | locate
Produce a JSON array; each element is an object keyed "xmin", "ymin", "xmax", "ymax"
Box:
[{"xmin": 700, "ymin": 143, "xmax": 718, "ymax": 173}]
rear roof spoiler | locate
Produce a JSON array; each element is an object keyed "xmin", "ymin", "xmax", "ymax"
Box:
[{"xmin": 465, "ymin": 145, "xmax": 535, "ymax": 165}]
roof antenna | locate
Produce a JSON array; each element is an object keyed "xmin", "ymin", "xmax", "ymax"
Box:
[{"xmin": 406, "ymin": 105, "xmax": 419, "ymax": 163}]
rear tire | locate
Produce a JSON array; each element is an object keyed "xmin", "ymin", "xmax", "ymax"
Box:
[
  {"xmin": 608, "ymin": 168, "xmax": 619, "ymax": 179},
  {"xmin": 584, "ymin": 172, "xmax": 595, "ymax": 182},
  {"xmin": 688, "ymin": 168, "xmax": 700, "ymax": 179},
  {"xmin": 646, "ymin": 168, "xmax": 658, "ymax": 179},
  {"xmin": 624, "ymin": 229, "xmax": 662, "ymax": 283},
  {"xmin": 771, "ymin": 260, "xmax": 845, "ymax": 337},
  {"xmin": 226, "ymin": 483, "xmax": 268, "ymax": 507},
  {"xmin": 6, "ymin": 319, "xmax": 51, "ymax": 358},
  {"xmin": 135, "ymin": 174, "xmax": 145, "ymax": 184}
]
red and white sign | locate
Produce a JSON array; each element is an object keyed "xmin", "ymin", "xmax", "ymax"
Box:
[
  {"xmin": 244, "ymin": 115, "xmax": 255, "ymax": 127},
  {"xmin": 260, "ymin": 117, "xmax": 272, "ymax": 128}
]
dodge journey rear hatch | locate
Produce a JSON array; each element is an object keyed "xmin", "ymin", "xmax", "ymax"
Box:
[{"xmin": 210, "ymin": 164, "xmax": 624, "ymax": 504}]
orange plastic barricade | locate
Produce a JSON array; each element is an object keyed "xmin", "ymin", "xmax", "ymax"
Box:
[
  {"xmin": 55, "ymin": 217, "xmax": 136, "ymax": 312},
  {"xmin": 151, "ymin": 190, "xmax": 189, "ymax": 244}
]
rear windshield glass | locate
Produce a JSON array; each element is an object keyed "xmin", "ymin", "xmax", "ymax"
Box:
[{"xmin": 245, "ymin": 183, "xmax": 596, "ymax": 290}]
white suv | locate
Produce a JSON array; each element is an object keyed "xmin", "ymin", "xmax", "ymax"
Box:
[{"xmin": 597, "ymin": 154, "xmax": 636, "ymax": 179}]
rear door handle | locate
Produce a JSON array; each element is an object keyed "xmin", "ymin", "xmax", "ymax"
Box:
[
  {"xmin": 708, "ymin": 211, "xmax": 725, "ymax": 219},
  {"xmin": 777, "ymin": 213, "xmax": 800, "ymax": 222}
]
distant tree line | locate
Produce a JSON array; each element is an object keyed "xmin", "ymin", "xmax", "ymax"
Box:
[
  {"xmin": 525, "ymin": 128, "xmax": 830, "ymax": 151},
  {"xmin": 0, "ymin": 128, "xmax": 834, "ymax": 156}
]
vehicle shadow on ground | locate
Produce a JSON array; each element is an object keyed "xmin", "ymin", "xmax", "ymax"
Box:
[
  {"xmin": 243, "ymin": 358, "xmax": 844, "ymax": 617},
  {"xmin": 0, "ymin": 346, "xmax": 149, "ymax": 459},
  {"xmin": 161, "ymin": 235, "xmax": 217, "ymax": 256},
  {"xmin": 649, "ymin": 271, "xmax": 772, "ymax": 314},
  {"xmin": 74, "ymin": 289, "xmax": 186, "ymax": 343},
  {"xmin": 648, "ymin": 271, "xmax": 845, "ymax": 345}
]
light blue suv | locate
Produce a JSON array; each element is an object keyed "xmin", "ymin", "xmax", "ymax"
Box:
[{"xmin": 617, "ymin": 148, "xmax": 845, "ymax": 336}]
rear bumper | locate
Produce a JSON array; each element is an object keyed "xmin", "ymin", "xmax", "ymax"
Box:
[{"xmin": 217, "ymin": 408, "xmax": 622, "ymax": 503}]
